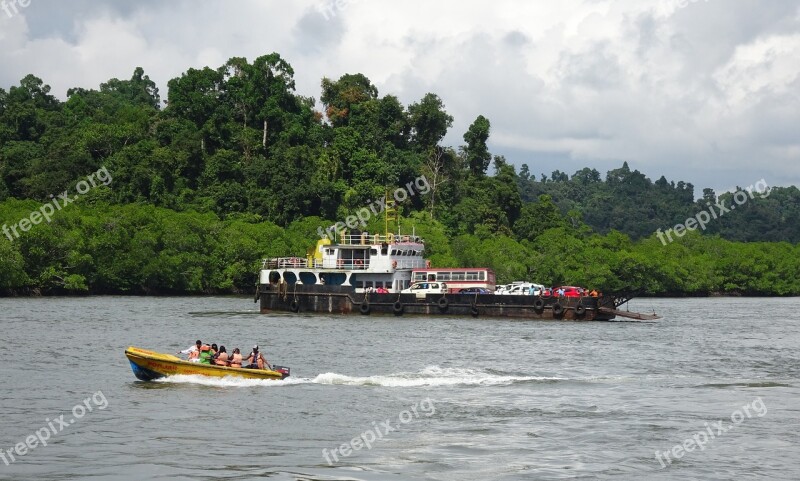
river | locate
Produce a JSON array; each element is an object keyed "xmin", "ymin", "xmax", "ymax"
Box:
[{"xmin": 1, "ymin": 296, "xmax": 798, "ymax": 480}]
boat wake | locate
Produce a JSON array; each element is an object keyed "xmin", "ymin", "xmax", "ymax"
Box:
[{"xmin": 154, "ymin": 366, "xmax": 564, "ymax": 388}]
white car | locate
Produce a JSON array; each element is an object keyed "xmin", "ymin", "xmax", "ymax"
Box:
[
  {"xmin": 401, "ymin": 282, "xmax": 448, "ymax": 297},
  {"xmin": 497, "ymin": 282, "xmax": 544, "ymax": 296}
]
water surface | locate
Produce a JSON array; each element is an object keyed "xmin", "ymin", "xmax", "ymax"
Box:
[{"xmin": 1, "ymin": 297, "xmax": 798, "ymax": 480}]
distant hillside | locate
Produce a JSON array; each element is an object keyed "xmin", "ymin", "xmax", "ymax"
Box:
[{"xmin": 518, "ymin": 163, "xmax": 800, "ymax": 243}]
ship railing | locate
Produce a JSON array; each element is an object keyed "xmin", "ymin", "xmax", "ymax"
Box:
[
  {"xmin": 338, "ymin": 233, "xmax": 423, "ymax": 245},
  {"xmin": 312, "ymin": 259, "xmax": 371, "ymax": 270},
  {"xmin": 262, "ymin": 257, "xmax": 309, "ymax": 269},
  {"xmin": 394, "ymin": 259, "xmax": 427, "ymax": 269}
]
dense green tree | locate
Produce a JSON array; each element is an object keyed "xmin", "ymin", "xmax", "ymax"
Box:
[
  {"xmin": 462, "ymin": 115, "xmax": 491, "ymax": 176},
  {"xmin": 408, "ymin": 93, "xmax": 453, "ymax": 152}
]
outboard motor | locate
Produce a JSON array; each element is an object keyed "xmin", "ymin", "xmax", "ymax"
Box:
[{"xmin": 273, "ymin": 365, "xmax": 291, "ymax": 379}]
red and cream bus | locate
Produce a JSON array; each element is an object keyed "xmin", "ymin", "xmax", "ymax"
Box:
[{"xmin": 411, "ymin": 268, "xmax": 496, "ymax": 293}]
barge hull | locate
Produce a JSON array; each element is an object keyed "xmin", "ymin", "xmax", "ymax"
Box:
[{"xmin": 258, "ymin": 285, "xmax": 616, "ymax": 321}]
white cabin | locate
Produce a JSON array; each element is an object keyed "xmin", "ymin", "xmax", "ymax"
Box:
[{"xmin": 259, "ymin": 233, "xmax": 427, "ymax": 293}]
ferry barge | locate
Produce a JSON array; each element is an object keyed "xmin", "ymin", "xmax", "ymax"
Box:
[{"xmin": 256, "ymin": 231, "xmax": 656, "ymax": 321}]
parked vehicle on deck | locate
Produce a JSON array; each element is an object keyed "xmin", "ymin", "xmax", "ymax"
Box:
[
  {"xmin": 401, "ymin": 282, "xmax": 448, "ymax": 296},
  {"xmin": 458, "ymin": 287, "xmax": 492, "ymax": 294},
  {"xmin": 497, "ymin": 282, "xmax": 545, "ymax": 296},
  {"xmin": 553, "ymin": 286, "xmax": 584, "ymax": 297}
]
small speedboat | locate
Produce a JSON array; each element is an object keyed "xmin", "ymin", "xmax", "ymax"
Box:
[{"xmin": 125, "ymin": 347, "xmax": 291, "ymax": 381}]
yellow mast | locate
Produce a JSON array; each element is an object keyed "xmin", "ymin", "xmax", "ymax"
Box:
[{"xmin": 385, "ymin": 190, "xmax": 398, "ymax": 238}]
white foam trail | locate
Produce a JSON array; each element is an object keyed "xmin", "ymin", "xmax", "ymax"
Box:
[
  {"xmin": 310, "ymin": 366, "xmax": 564, "ymax": 387},
  {"xmin": 154, "ymin": 366, "xmax": 564, "ymax": 388}
]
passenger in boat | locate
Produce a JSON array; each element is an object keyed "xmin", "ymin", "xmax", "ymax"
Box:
[
  {"xmin": 589, "ymin": 289, "xmax": 599, "ymax": 297},
  {"xmin": 179, "ymin": 340, "xmax": 203, "ymax": 362},
  {"xmin": 214, "ymin": 346, "xmax": 229, "ymax": 366},
  {"xmin": 229, "ymin": 348, "xmax": 243, "ymax": 368},
  {"xmin": 557, "ymin": 287, "xmax": 566, "ymax": 297},
  {"xmin": 198, "ymin": 343, "xmax": 214, "ymax": 365},
  {"xmin": 245, "ymin": 345, "xmax": 270, "ymax": 370},
  {"xmin": 210, "ymin": 344, "xmax": 218, "ymax": 357}
]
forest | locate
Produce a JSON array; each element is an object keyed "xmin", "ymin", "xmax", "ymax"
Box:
[{"xmin": 1, "ymin": 53, "xmax": 799, "ymax": 296}]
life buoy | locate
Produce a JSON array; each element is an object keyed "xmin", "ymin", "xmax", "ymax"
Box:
[
  {"xmin": 360, "ymin": 302, "xmax": 371, "ymax": 315},
  {"xmin": 470, "ymin": 304, "xmax": 479, "ymax": 317},
  {"xmin": 552, "ymin": 302, "xmax": 564, "ymax": 317},
  {"xmin": 438, "ymin": 297, "xmax": 449, "ymax": 311},
  {"xmin": 533, "ymin": 298, "xmax": 544, "ymax": 312},
  {"xmin": 393, "ymin": 301, "xmax": 404, "ymax": 315},
  {"xmin": 575, "ymin": 303, "xmax": 586, "ymax": 317},
  {"xmin": 290, "ymin": 299, "xmax": 300, "ymax": 312}
]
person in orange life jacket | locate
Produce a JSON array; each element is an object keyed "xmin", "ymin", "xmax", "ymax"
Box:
[
  {"xmin": 179, "ymin": 340, "xmax": 202, "ymax": 362},
  {"xmin": 245, "ymin": 345, "xmax": 270, "ymax": 370},
  {"xmin": 198, "ymin": 343, "xmax": 214, "ymax": 364},
  {"xmin": 229, "ymin": 348, "xmax": 243, "ymax": 368},
  {"xmin": 214, "ymin": 346, "xmax": 229, "ymax": 366}
]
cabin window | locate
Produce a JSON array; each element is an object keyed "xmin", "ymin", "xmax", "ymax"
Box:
[
  {"xmin": 370, "ymin": 249, "xmax": 378, "ymax": 256},
  {"xmin": 467, "ymin": 272, "xmax": 479, "ymax": 281},
  {"xmin": 480, "ymin": 271, "xmax": 486, "ymax": 280},
  {"xmin": 439, "ymin": 273, "xmax": 451, "ymax": 281}
]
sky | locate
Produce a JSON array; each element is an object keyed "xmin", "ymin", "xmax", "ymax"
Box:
[{"xmin": 1, "ymin": 0, "xmax": 798, "ymax": 196}]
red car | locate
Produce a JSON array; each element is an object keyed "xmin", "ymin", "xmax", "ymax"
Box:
[{"xmin": 553, "ymin": 286, "xmax": 585, "ymax": 298}]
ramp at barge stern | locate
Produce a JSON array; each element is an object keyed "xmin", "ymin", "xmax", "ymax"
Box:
[{"xmin": 256, "ymin": 284, "xmax": 653, "ymax": 321}]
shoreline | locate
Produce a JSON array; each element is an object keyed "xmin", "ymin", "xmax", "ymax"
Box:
[{"xmin": 2, "ymin": 290, "xmax": 798, "ymax": 299}]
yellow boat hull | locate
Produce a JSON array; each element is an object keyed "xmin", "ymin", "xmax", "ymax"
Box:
[{"xmin": 125, "ymin": 347, "xmax": 288, "ymax": 381}]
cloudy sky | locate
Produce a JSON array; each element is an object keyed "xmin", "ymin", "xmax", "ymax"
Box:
[{"xmin": 1, "ymin": 0, "xmax": 798, "ymax": 195}]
